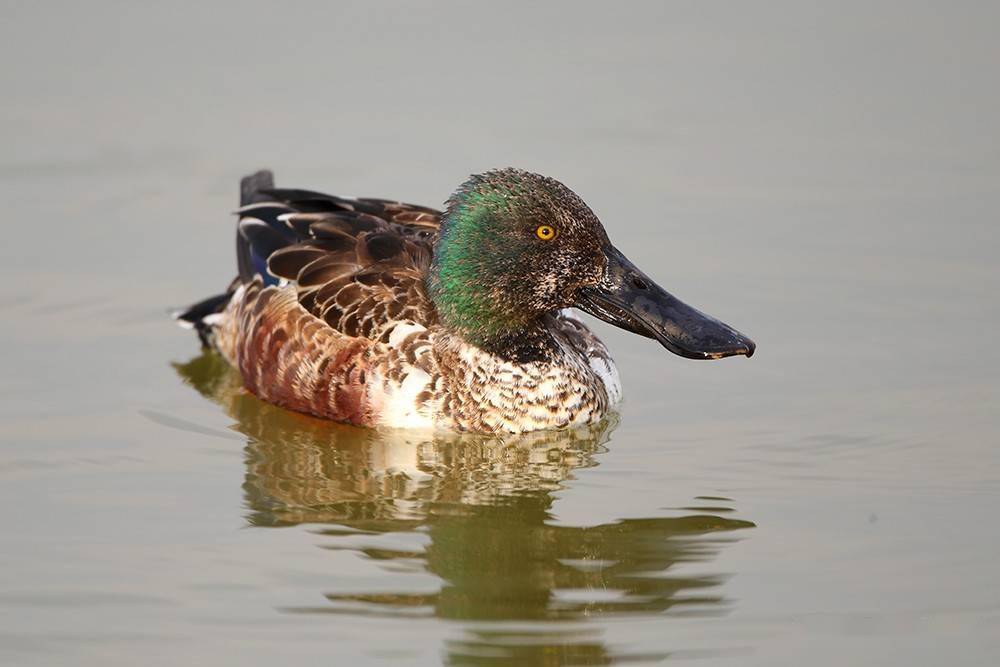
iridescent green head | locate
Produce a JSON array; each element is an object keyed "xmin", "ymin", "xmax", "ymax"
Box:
[
  {"xmin": 428, "ymin": 169, "xmax": 607, "ymax": 347},
  {"xmin": 428, "ymin": 168, "xmax": 756, "ymax": 361}
]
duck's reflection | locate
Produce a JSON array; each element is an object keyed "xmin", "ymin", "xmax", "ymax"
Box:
[{"xmin": 176, "ymin": 351, "xmax": 755, "ymax": 664}]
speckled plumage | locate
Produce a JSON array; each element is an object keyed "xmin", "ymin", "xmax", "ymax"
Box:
[{"xmin": 180, "ymin": 170, "xmax": 622, "ymax": 433}]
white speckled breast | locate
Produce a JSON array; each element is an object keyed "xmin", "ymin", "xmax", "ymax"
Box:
[{"xmin": 365, "ymin": 310, "xmax": 620, "ymax": 433}]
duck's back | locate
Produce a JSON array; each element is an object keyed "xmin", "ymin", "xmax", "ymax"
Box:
[{"xmin": 178, "ymin": 171, "xmax": 619, "ymax": 433}]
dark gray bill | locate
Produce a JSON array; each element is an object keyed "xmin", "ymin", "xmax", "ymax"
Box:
[{"xmin": 576, "ymin": 246, "xmax": 755, "ymax": 360}]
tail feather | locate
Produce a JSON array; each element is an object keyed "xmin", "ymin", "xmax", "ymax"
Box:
[
  {"xmin": 240, "ymin": 170, "xmax": 275, "ymax": 206},
  {"xmin": 172, "ymin": 291, "xmax": 232, "ymax": 346}
]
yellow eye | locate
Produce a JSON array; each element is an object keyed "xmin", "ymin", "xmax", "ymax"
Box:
[{"xmin": 535, "ymin": 224, "xmax": 557, "ymax": 240}]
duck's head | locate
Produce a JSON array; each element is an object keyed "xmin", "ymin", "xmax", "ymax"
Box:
[{"xmin": 429, "ymin": 169, "xmax": 755, "ymax": 360}]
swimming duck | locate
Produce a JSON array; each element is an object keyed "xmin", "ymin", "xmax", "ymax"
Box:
[{"xmin": 177, "ymin": 169, "xmax": 754, "ymax": 433}]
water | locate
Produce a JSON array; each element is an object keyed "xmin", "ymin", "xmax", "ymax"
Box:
[{"xmin": 2, "ymin": 2, "xmax": 999, "ymax": 665}]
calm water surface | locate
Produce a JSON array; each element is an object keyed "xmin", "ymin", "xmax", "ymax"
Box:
[{"xmin": 2, "ymin": 2, "xmax": 999, "ymax": 665}]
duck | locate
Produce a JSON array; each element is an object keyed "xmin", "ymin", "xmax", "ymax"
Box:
[{"xmin": 176, "ymin": 169, "xmax": 755, "ymax": 433}]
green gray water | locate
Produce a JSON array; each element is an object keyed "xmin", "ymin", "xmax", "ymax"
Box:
[{"xmin": 2, "ymin": 2, "xmax": 998, "ymax": 665}]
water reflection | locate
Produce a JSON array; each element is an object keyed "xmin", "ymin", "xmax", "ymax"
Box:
[{"xmin": 175, "ymin": 352, "xmax": 755, "ymax": 664}]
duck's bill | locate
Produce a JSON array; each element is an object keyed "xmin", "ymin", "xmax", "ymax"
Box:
[{"xmin": 575, "ymin": 247, "xmax": 756, "ymax": 360}]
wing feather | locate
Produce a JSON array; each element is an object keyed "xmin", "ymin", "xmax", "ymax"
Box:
[{"xmin": 233, "ymin": 186, "xmax": 443, "ymax": 342}]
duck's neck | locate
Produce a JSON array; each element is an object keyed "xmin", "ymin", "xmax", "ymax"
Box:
[
  {"xmin": 474, "ymin": 318, "xmax": 564, "ymax": 364},
  {"xmin": 427, "ymin": 271, "xmax": 535, "ymax": 350},
  {"xmin": 428, "ymin": 211, "xmax": 534, "ymax": 353},
  {"xmin": 429, "ymin": 321, "xmax": 561, "ymax": 368},
  {"xmin": 430, "ymin": 267, "xmax": 560, "ymax": 362}
]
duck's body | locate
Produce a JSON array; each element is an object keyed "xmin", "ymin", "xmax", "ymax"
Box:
[
  {"xmin": 179, "ymin": 169, "xmax": 753, "ymax": 433},
  {"xmin": 213, "ymin": 280, "xmax": 620, "ymax": 433}
]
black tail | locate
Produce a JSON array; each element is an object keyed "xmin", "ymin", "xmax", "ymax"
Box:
[
  {"xmin": 173, "ymin": 291, "xmax": 232, "ymax": 346},
  {"xmin": 240, "ymin": 169, "xmax": 274, "ymax": 206}
]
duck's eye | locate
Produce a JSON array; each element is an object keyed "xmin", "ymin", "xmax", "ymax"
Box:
[{"xmin": 535, "ymin": 224, "xmax": 557, "ymax": 241}]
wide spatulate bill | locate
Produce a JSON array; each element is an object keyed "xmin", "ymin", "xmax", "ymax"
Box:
[{"xmin": 576, "ymin": 246, "xmax": 755, "ymax": 360}]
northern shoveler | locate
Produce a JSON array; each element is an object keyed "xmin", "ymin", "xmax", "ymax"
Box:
[{"xmin": 176, "ymin": 169, "xmax": 754, "ymax": 433}]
